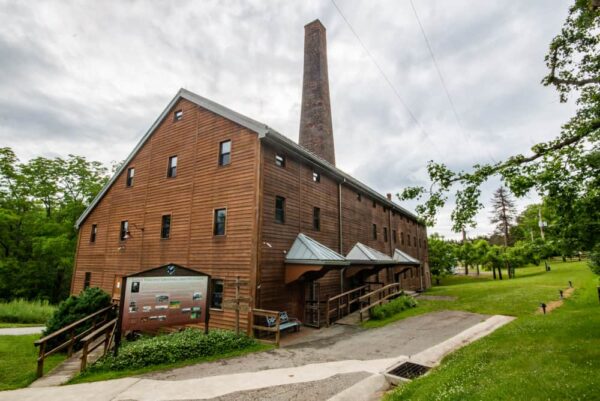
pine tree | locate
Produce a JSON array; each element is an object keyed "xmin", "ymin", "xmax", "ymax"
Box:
[{"xmin": 490, "ymin": 187, "xmax": 517, "ymax": 278}]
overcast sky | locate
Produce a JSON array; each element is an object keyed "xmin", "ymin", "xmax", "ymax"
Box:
[{"xmin": 0, "ymin": 0, "xmax": 576, "ymax": 239}]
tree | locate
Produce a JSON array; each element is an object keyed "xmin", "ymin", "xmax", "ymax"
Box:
[
  {"xmin": 490, "ymin": 187, "xmax": 517, "ymax": 247},
  {"xmin": 427, "ymin": 234, "xmax": 458, "ymax": 285},
  {"xmin": 472, "ymin": 239, "xmax": 490, "ymax": 276},
  {"xmin": 398, "ymin": 1, "xmax": 600, "ymax": 252}
]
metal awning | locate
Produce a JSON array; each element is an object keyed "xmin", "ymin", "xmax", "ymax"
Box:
[
  {"xmin": 346, "ymin": 242, "xmax": 397, "ymax": 265},
  {"xmin": 284, "ymin": 234, "xmax": 349, "ymax": 283},
  {"xmin": 393, "ymin": 248, "xmax": 421, "ymax": 265}
]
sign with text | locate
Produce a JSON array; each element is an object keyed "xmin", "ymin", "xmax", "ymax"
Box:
[{"xmin": 119, "ymin": 265, "xmax": 210, "ymax": 332}]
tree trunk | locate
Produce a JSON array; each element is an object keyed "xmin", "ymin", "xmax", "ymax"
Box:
[
  {"xmin": 492, "ymin": 266, "xmax": 497, "ymax": 280},
  {"xmin": 476, "ymin": 264, "xmax": 480, "ymax": 276},
  {"xmin": 498, "ymin": 265, "xmax": 503, "ymax": 280}
]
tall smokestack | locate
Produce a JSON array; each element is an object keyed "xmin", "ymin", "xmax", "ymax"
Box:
[{"xmin": 299, "ymin": 19, "xmax": 336, "ymax": 165}]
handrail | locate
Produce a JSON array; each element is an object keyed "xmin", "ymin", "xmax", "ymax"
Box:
[
  {"xmin": 325, "ymin": 285, "xmax": 369, "ymax": 327},
  {"xmin": 358, "ymin": 283, "xmax": 403, "ymax": 322},
  {"xmin": 33, "ymin": 304, "xmax": 115, "ymax": 378},
  {"xmin": 80, "ymin": 318, "xmax": 118, "ymax": 371},
  {"xmin": 327, "ymin": 285, "xmax": 368, "ymax": 303},
  {"xmin": 251, "ymin": 308, "xmax": 281, "ymax": 346}
]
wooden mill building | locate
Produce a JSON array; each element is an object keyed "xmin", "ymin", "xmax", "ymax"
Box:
[{"xmin": 71, "ymin": 20, "xmax": 430, "ymax": 330}]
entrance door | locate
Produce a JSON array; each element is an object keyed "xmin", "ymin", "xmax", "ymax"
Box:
[{"xmin": 304, "ymin": 280, "xmax": 320, "ymax": 328}]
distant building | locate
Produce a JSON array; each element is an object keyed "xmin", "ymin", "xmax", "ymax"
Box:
[{"xmin": 71, "ymin": 19, "xmax": 430, "ymax": 330}]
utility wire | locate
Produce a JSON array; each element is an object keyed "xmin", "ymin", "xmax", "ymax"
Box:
[
  {"xmin": 330, "ymin": 0, "xmax": 443, "ymax": 157},
  {"xmin": 408, "ymin": 0, "xmax": 497, "ymax": 164}
]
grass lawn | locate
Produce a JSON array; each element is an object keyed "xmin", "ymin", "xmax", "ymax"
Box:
[
  {"xmin": 381, "ymin": 260, "xmax": 600, "ymax": 401},
  {"xmin": 0, "ymin": 334, "xmax": 65, "ymax": 391},
  {"xmin": 69, "ymin": 342, "xmax": 274, "ymax": 384}
]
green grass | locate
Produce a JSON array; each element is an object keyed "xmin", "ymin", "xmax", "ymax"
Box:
[
  {"xmin": 383, "ymin": 260, "xmax": 600, "ymax": 401},
  {"xmin": 0, "ymin": 334, "xmax": 66, "ymax": 390},
  {"xmin": 69, "ymin": 342, "xmax": 274, "ymax": 384},
  {"xmin": 0, "ymin": 299, "xmax": 56, "ymax": 324}
]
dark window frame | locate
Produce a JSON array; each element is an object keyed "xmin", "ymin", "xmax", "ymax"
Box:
[
  {"xmin": 384, "ymin": 227, "xmax": 388, "ymax": 242},
  {"xmin": 275, "ymin": 154, "xmax": 286, "ymax": 168},
  {"xmin": 219, "ymin": 140, "xmax": 231, "ymax": 166},
  {"xmin": 313, "ymin": 207, "xmax": 321, "ymax": 231},
  {"xmin": 357, "ymin": 193, "xmax": 362, "ymax": 202},
  {"xmin": 84, "ymin": 272, "xmax": 91, "ymax": 289},
  {"xmin": 312, "ymin": 171, "xmax": 321, "ymax": 183},
  {"xmin": 161, "ymin": 214, "xmax": 171, "ymax": 239},
  {"xmin": 174, "ymin": 109, "xmax": 183, "ymax": 121},
  {"xmin": 167, "ymin": 155, "xmax": 178, "ymax": 178},
  {"xmin": 401, "ymin": 232, "xmax": 405, "ymax": 245},
  {"xmin": 372, "ymin": 201, "xmax": 377, "ymax": 208},
  {"xmin": 392, "ymin": 229, "xmax": 397, "ymax": 243},
  {"xmin": 213, "ymin": 208, "xmax": 227, "ymax": 236},
  {"xmin": 372, "ymin": 223, "xmax": 377, "ymax": 240},
  {"xmin": 210, "ymin": 279, "xmax": 224, "ymax": 310},
  {"xmin": 90, "ymin": 224, "xmax": 97, "ymax": 243},
  {"xmin": 126, "ymin": 167, "xmax": 135, "ymax": 187},
  {"xmin": 275, "ymin": 196, "xmax": 286, "ymax": 224},
  {"xmin": 120, "ymin": 220, "xmax": 129, "ymax": 241}
]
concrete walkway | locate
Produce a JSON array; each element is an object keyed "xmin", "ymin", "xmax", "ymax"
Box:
[
  {"xmin": 0, "ymin": 312, "xmax": 515, "ymax": 401},
  {"xmin": 0, "ymin": 326, "xmax": 44, "ymax": 335}
]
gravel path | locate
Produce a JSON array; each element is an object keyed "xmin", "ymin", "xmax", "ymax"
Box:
[
  {"xmin": 146, "ymin": 310, "xmax": 488, "ymax": 381},
  {"xmin": 0, "ymin": 326, "xmax": 44, "ymax": 335}
]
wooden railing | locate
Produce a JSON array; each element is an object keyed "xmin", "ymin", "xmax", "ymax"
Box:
[
  {"xmin": 358, "ymin": 283, "xmax": 403, "ymax": 322},
  {"xmin": 251, "ymin": 308, "xmax": 281, "ymax": 346},
  {"xmin": 325, "ymin": 285, "xmax": 369, "ymax": 327},
  {"xmin": 34, "ymin": 305, "xmax": 115, "ymax": 378},
  {"xmin": 80, "ymin": 318, "xmax": 118, "ymax": 371}
]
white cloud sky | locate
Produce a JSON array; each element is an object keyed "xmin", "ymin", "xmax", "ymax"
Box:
[{"xmin": 0, "ymin": 0, "xmax": 576, "ymax": 239}]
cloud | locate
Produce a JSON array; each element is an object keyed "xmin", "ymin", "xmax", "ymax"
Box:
[{"xmin": 0, "ymin": 0, "xmax": 575, "ymax": 239}]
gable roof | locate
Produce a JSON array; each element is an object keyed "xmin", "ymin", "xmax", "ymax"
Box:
[
  {"xmin": 393, "ymin": 248, "xmax": 421, "ymax": 265},
  {"xmin": 76, "ymin": 88, "xmax": 420, "ymax": 228},
  {"xmin": 285, "ymin": 233, "xmax": 349, "ymax": 265},
  {"xmin": 346, "ymin": 242, "xmax": 395, "ymax": 264}
]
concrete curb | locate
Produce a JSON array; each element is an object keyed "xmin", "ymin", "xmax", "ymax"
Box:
[{"xmin": 326, "ymin": 374, "xmax": 389, "ymax": 401}]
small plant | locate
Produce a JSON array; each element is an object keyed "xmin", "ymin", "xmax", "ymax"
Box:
[
  {"xmin": 0, "ymin": 299, "xmax": 56, "ymax": 324},
  {"xmin": 87, "ymin": 329, "xmax": 257, "ymax": 372},
  {"xmin": 370, "ymin": 295, "xmax": 418, "ymax": 320}
]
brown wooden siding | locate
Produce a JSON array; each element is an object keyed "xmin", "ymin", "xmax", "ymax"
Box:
[{"xmin": 73, "ymin": 99, "xmax": 260, "ymax": 330}]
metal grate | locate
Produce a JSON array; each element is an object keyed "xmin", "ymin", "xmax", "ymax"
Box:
[{"xmin": 387, "ymin": 362, "xmax": 430, "ymax": 379}]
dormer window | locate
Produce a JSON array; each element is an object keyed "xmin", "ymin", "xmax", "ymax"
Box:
[{"xmin": 174, "ymin": 110, "xmax": 183, "ymax": 121}]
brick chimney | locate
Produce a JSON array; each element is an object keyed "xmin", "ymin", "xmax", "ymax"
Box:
[{"xmin": 299, "ymin": 19, "xmax": 336, "ymax": 165}]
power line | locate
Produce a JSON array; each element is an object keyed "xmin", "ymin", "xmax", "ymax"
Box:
[
  {"xmin": 330, "ymin": 0, "xmax": 443, "ymax": 157},
  {"xmin": 408, "ymin": 0, "xmax": 497, "ymax": 164}
]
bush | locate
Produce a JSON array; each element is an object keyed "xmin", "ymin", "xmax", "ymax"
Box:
[
  {"xmin": 88, "ymin": 329, "xmax": 257, "ymax": 372},
  {"xmin": 589, "ymin": 244, "xmax": 600, "ymax": 275},
  {"xmin": 43, "ymin": 287, "xmax": 113, "ymax": 347},
  {"xmin": 0, "ymin": 299, "xmax": 56, "ymax": 324},
  {"xmin": 370, "ymin": 295, "xmax": 417, "ymax": 320}
]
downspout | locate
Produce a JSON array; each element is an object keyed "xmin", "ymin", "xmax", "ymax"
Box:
[
  {"xmin": 338, "ymin": 180, "xmax": 344, "ymax": 292},
  {"xmin": 417, "ymin": 225, "xmax": 424, "ymax": 292}
]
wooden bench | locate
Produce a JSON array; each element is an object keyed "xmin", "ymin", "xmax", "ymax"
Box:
[{"xmin": 252, "ymin": 309, "xmax": 300, "ymax": 346}]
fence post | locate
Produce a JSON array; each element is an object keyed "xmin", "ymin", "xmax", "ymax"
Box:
[
  {"xmin": 275, "ymin": 313, "xmax": 281, "ymax": 347},
  {"xmin": 326, "ymin": 298, "xmax": 330, "ymax": 327},
  {"xmin": 80, "ymin": 341, "xmax": 89, "ymax": 372},
  {"xmin": 67, "ymin": 329, "xmax": 75, "ymax": 357},
  {"xmin": 36, "ymin": 341, "xmax": 46, "ymax": 378}
]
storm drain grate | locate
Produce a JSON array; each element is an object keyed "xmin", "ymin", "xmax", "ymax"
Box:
[{"xmin": 387, "ymin": 362, "xmax": 430, "ymax": 379}]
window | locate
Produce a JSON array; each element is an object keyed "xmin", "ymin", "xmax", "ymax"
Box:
[
  {"xmin": 313, "ymin": 207, "xmax": 321, "ymax": 231},
  {"xmin": 167, "ymin": 155, "xmax": 177, "ymax": 178},
  {"xmin": 401, "ymin": 232, "xmax": 405, "ymax": 245},
  {"xmin": 414, "ymin": 236, "xmax": 417, "ymax": 247},
  {"xmin": 174, "ymin": 109, "xmax": 183, "ymax": 121},
  {"xmin": 213, "ymin": 208, "xmax": 227, "ymax": 236},
  {"xmin": 219, "ymin": 140, "xmax": 231, "ymax": 166},
  {"xmin": 407, "ymin": 235, "xmax": 411, "ymax": 247},
  {"xmin": 384, "ymin": 227, "xmax": 388, "ymax": 242},
  {"xmin": 275, "ymin": 154, "xmax": 285, "ymax": 167},
  {"xmin": 84, "ymin": 272, "xmax": 91, "ymax": 289},
  {"xmin": 161, "ymin": 215, "xmax": 171, "ymax": 239},
  {"xmin": 120, "ymin": 220, "xmax": 129, "ymax": 241},
  {"xmin": 312, "ymin": 171, "xmax": 320, "ymax": 183},
  {"xmin": 372, "ymin": 224, "xmax": 377, "ymax": 240},
  {"xmin": 372, "ymin": 201, "xmax": 376, "ymax": 208},
  {"xmin": 275, "ymin": 196, "xmax": 285, "ymax": 223},
  {"xmin": 357, "ymin": 193, "xmax": 362, "ymax": 202},
  {"xmin": 392, "ymin": 229, "xmax": 397, "ymax": 243},
  {"xmin": 126, "ymin": 167, "xmax": 135, "ymax": 187},
  {"xmin": 210, "ymin": 279, "xmax": 224, "ymax": 309},
  {"xmin": 90, "ymin": 224, "xmax": 97, "ymax": 242}
]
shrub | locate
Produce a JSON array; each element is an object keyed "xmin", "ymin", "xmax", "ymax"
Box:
[
  {"xmin": 88, "ymin": 329, "xmax": 257, "ymax": 372},
  {"xmin": 43, "ymin": 287, "xmax": 113, "ymax": 347},
  {"xmin": 370, "ymin": 295, "xmax": 418, "ymax": 320},
  {"xmin": 589, "ymin": 244, "xmax": 600, "ymax": 275},
  {"xmin": 0, "ymin": 299, "xmax": 56, "ymax": 324}
]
